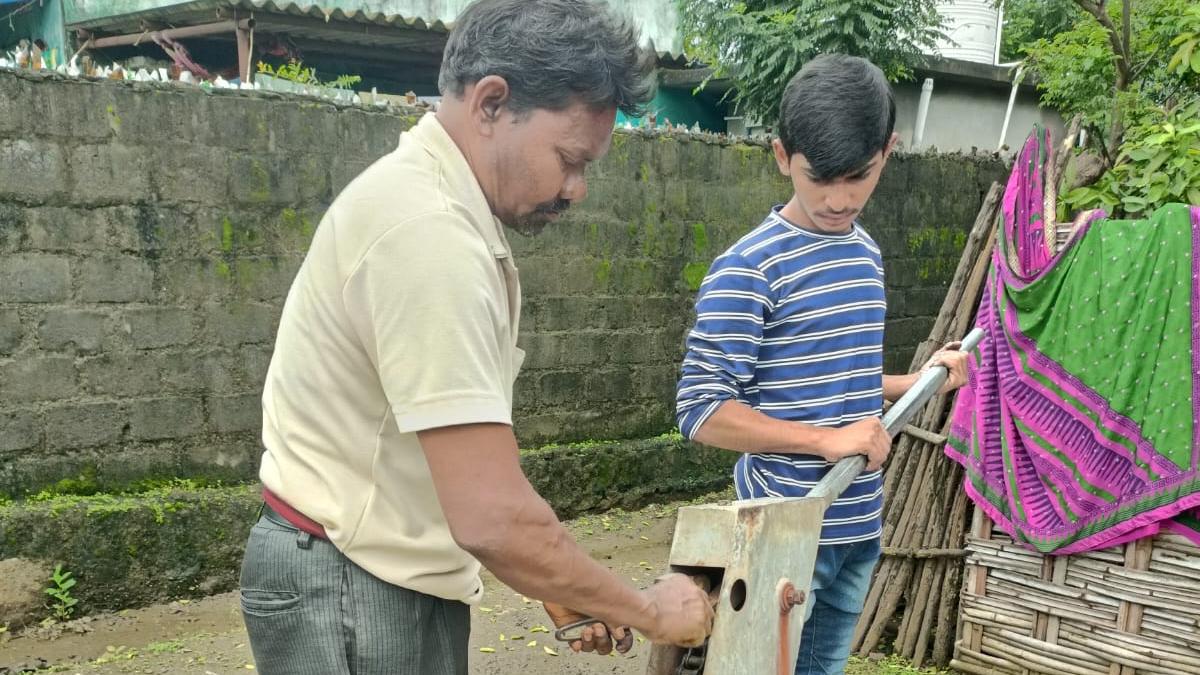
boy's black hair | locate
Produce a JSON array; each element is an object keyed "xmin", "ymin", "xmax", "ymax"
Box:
[{"xmin": 777, "ymin": 54, "xmax": 896, "ymax": 182}]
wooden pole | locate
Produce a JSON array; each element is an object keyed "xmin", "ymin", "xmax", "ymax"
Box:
[
  {"xmin": 88, "ymin": 19, "xmax": 252, "ymax": 49},
  {"xmin": 852, "ymin": 183, "xmax": 1003, "ymax": 663}
]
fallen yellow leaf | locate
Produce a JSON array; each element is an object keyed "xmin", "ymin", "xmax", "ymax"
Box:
[
  {"xmin": 478, "ymin": 607, "xmax": 494, "ymax": 613},
  {"xmin": 526, "ymin": 640, "xmax": 537, "ymax": 647},
  {"xmin": 543, "ymin": 646, "xmax": 559, "ymax": 656},
  {"xmin": 479, "ymin": 647, "xmax": 495, "ymax": 653}
]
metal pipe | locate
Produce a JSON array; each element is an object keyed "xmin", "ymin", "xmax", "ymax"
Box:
[
  {"xmin": 808, "ymin": 327, "xmax": 985, "ymax": 504},
  {"xmin": 913, "ymin": 78, "xmax": 934, "ymax": 149},
  {"xmin": 993, "ymin": 2, "xmax": 1005, "ymax": 66},
  {"xmin": 89, "ymin": 19, "xmax": 253, "ymax": 49},
  {"xmin": 998, "ymin": 64, "xmax": 1025, "ymax": 151}
]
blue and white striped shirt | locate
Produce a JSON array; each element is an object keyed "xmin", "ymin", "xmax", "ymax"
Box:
[{"xmin": 676, "ymin": 207, "xmax": 887, "ymax": 545}]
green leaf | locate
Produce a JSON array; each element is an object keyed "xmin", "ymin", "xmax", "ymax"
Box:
[
  {"xmin": 1170, "ymin": 40, "xmax": 1193, "ymax": 74},
  {"xmin": 1146, "ymin": 150, "xmax": 1171, "ymax": 175},
  {"xmin": 1171, "ymin": 172, "xmax": 1191, "ymax": 195}
]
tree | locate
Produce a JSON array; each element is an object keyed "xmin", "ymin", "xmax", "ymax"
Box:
[
  {"xmin": 995, "ymin": 0, "xmax": 1082, "ymax": 63},
  {"xmin": 676, "ymin": 0, "xmax": 946, "ymax": 126},
  {"xmin": 1062, "ymin": 99, "xmax": 1200, "ymax": 216},
  {"xmin": 1023, "ymin": 0, "xmax": 1199, "ymax": 163},
  {"xmin": 1015, "ymin": 0, "xmax": 1200, "ymax": 216}
]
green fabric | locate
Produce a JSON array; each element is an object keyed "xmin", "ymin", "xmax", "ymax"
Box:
[
  {"xmin": 945, "ymin": 127, "xmax": 1200, "ymax": 553},
  {"xmin": 1011, "ymin": 204, "xmax": 1196, "ymax": 470}
]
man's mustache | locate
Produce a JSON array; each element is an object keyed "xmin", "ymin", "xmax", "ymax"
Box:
[{"xmin": 534, "ymin": 198, "xmax": 571, "ymax": 215}]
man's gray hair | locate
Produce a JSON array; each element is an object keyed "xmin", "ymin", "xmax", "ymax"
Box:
[{"xmin": 438, "ymin": 0, "xmax": 657, "ymax": 116}]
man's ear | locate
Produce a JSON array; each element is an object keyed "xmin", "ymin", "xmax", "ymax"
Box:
[
  {"xmin": 771, "ymin": 138, "xmax": 792, "ymax": 176},
  {"xmin": 467, "ymin": 75, "xmax": 511, "ymax": 136}
]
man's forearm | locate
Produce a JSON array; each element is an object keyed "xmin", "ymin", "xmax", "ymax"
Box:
[
  {"xmin": 419, "ymin": 424, "xmax": 657, "ymax": 634},
  {"xmin": 689, "ymin": 400, "xmax": 833, "ymax": 460},
  {"xmin": 467, "ymin": 495, "xmax": 657, "ymax": 633}
]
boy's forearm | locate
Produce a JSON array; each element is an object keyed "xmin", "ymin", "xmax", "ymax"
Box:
[
  {"xmin": 883, "ymin": 373, "xmax": 918, "ymax": 402},
  {"xmin": 689, "ymin": 400, "xmax": 834, "ymax": 460}
]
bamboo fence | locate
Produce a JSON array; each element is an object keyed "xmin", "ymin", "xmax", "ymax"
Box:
[{"xmin": 953, "ymin": 514, "xmax": 1200, "ymax": 674}]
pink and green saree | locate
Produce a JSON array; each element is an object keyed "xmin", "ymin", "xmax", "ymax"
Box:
[{"xmin": 945, "ymin": 128, "xmax": 1200, "ymax": 554}]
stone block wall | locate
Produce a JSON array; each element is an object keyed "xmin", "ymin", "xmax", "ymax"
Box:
[{"xmin": 0, "ymin": 70, "xmax": 1008, "ymax": 498}]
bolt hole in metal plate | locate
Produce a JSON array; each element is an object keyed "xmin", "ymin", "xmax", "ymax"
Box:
[{"xmin": 729, "ymin": 578, "xmax": 747, "ymax": 611}]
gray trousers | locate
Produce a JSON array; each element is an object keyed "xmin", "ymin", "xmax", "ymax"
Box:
[{"xmin": 240, "ymin": 506, "xmax": 470, "ymax": 675}]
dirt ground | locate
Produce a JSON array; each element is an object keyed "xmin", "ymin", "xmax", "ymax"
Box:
[{"xmin": 0, "ymin": 493, "xmax": 941, "ymax": 675}]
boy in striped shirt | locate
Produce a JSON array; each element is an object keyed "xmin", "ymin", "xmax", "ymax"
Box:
[{"xmin": 675, "ymin": 54, "xmax": 969, "ymax": 675}]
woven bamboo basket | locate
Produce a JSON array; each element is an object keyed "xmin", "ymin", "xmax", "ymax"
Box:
[{"xmin": 951, "ymin": 509, "xmax": 1200, "ymax": 675}]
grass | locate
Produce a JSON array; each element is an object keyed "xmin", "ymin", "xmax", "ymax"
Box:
[
  {"xmin": 147, "ymin": 639, "xmax": 185, "ymax": 654},
  {"xmin": 847, "ymin": 654, "xmax": 950, "ymax": 674}
]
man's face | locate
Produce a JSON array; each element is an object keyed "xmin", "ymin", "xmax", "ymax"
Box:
[
  {"xmin": 771, "ymin": 134, "xmax": 897, "ymax": 234},
  {"xmin": 489, "ymin": 103, "xmax": 616, "ymax": 235}
]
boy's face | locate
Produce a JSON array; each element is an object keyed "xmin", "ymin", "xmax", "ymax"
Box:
[{"xmin": 771, "ymin": 133, "xmax": 899, "ymax": 234}]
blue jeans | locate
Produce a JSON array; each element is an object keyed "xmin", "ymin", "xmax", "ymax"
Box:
[{"xmin": 795, "ymin": 538, "xmax": 882, "ymax": 675}]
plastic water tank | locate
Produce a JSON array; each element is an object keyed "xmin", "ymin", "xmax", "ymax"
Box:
[{"xmin": 933, "ymin": 0, "xmax": 1001, "ymax": 65}]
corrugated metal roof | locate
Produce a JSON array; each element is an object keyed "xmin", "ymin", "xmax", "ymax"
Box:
[
  {"xmin": 63, "ymin": 0, "xmax": 690, "ymax": 64},
  {"xmin": 237, "ymin": 0, "xmax": 452, "ymax": 32},
  {"xmin": 64, "ymin": 0, "xmax": 449, "ymax": 31}
]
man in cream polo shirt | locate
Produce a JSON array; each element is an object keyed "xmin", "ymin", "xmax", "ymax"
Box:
[{"xmin": 239, "ymin": 1, "xmax": 713, "ymax": 673}]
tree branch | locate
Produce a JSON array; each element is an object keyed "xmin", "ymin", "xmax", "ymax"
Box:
[
  {"xmin": 1072, "ymin": 0, "xmax": 1131, "ymax": 89},
  {"xmin": 1121, "ymin": 0, "xmax": 1131, "ymax": 73},
  {"xmin": 1086, "ymin": 121, "xmax": 1113, "ymax": 167},
  {"xmin": 1072, "ymin": 0, "xmax": 1132, "ymax": 157}
]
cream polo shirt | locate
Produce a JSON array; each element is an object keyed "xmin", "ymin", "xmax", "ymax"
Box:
[{"xmin": 258, "ymin": 113, "xmax": 523, "ymax": 604}]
